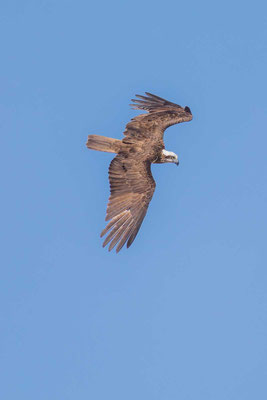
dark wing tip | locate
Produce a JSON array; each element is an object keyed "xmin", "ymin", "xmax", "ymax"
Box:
[{"xmin": 184, "ymin": 106, "xmax": 192, "ymax": 115}]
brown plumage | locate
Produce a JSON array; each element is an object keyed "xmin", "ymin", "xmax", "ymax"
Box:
[{"xmin": 86, "ymin": 92, "xmax": 193, "ymax": 253}]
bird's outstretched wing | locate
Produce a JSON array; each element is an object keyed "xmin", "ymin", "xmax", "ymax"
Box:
[
  {"xmin": 100, "ymin": 153, "xmax": 156, "ymax": 253},
  {"xmin": 123, "ymin": 92, "xmax": 192, "ymax": 144}
]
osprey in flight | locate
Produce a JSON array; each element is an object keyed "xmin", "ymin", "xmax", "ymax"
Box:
[{"xmin": 87, "ymin": 92, "xmax": 193, "ymax": 253}]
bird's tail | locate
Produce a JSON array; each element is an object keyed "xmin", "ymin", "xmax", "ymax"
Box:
[{"xmin": 86, "ymin": 135, "xmax": 122, "ymax": 154}]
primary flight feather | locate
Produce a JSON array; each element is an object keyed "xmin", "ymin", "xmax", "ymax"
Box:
[{"xmin": 86, "ymin": 92, "xmax": 193, "ymax": 253}]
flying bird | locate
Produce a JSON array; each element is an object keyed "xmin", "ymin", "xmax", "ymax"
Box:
[{"xmin": 86, "ymin": 92, "xmax": 193, "ymax": 253}]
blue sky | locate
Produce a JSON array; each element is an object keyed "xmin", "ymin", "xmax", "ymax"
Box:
[{"xmin": 1, "ymin": 0, "xmax": 267, "ymax": 399}]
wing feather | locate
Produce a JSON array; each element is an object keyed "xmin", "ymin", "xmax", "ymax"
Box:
[
  {"xmin": 100, "ymin": 211, "xmax": 128, "ymax": 238},
  {"xmin": 101, "ymin": 154, "xmax": 156, "ymax": 252},
  {"xmin": 123, "ymin": 92, "xmax": 192, "ymax": 143}
]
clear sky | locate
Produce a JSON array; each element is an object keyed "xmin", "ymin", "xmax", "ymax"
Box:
[{"xmin": 1, "ymin": 1, "xmax": 267, "ymax": 399}]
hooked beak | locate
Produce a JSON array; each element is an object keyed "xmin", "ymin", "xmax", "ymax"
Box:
[{"xmin": 175, "ymin": 160, "xmax": 179, "ymax": 166}]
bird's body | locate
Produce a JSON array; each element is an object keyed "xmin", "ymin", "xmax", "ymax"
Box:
[{"xmin": 86, "ymin": 92, "xmax": 193, "ymax": 252}]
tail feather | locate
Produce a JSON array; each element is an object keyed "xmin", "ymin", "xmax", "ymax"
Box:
[{"xmin": 86, "ymin": 135, "xmax": 122, "ymax": 154}]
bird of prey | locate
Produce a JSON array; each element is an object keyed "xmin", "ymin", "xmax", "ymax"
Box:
[{"xmin": 86, "ymin": 92, "xmax": 193, "ymax": 253}]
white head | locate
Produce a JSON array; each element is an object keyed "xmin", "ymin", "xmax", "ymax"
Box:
[{"xmin": 162, "ymin": 149, "xmax": 179, "ymax": 165}]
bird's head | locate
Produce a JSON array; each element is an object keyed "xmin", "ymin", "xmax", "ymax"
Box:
[{"xmin": 161, "ymin": 149, "xmax": 179, "ymax": 166}]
